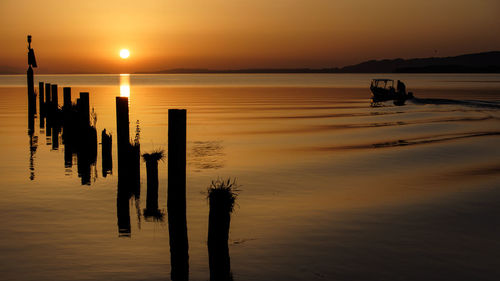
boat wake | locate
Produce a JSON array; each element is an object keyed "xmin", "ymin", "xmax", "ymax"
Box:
[{"xmin": 409, "ymin": 98, "xmax": 500, "ymax": 109}]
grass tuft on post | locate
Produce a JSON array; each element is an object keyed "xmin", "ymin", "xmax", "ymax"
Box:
[
  {"xmin": 207, "ymin": 178, "xmax": 239, "ymax": 213},
  {"xmin": 142, "ymin": 150, "xmax": 165, "ymax": 163}
]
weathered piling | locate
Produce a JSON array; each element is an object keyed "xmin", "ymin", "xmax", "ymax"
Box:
[
  {"xmin": 167, "ymin": 109, "xmax": 189, "ymax": 281},
  {"xmin": 51, "ymin": 84, "xmax": 58, "ymax": 109},
  {"xmin": 44, "ymin": 83, "xmax": 51, "ymax": 126},
  {"xmin": 46, "ymin": 124, "xmax": 51, "ymax": 138},
  {"xmin": 26, "ymin": 35, "xmax": 37, "ymax": 121},
  {"xmin": 131, "ymin": 122, "xmax": 141, "ymax": 199},
  {"xmin": 39, "ymin": 82, "xmax": 45, "ymax": 128},
  {"xmin": 27, "ymin": 67, "xmax": 35, "ymax": 115},
  {"xmin": 80, "ymin": 92, "xmax": 90, "ymax": 127},
  {"xmin": 44, "ymin": 83, "xmax": 51, "ymax": 106},
  {"xmin": 116, "ymin": 97, "xmax": 130, "ymax": 183},
  {"xmin": 63, "ymin": 87, "xmax": 71, "ymax": 110},
  {"xmin": 49, "ymin": 84, "xmax": 58, "ymax": 125},
  {"xmin": 26, "ymin": 35, "xmax": 37, "ymax": 116},
  {"xmin": 38, "ymin": 82, "xmax": 44, "ymax": 115},
  {"xmin": 207, "ymin": 179, "xmax": 237, "ymax": 281},
  {"xmin": 143, "ymin": 150, "xmax": 165, "ymax": 220},
  {"xmin": 102, "ymin": 129, "xmax": 112, "ymax": 177}
]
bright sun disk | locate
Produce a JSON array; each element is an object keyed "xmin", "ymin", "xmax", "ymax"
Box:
[{"xmin": 119, "ymin": 49, "xmax": 130, "ymax": 59}]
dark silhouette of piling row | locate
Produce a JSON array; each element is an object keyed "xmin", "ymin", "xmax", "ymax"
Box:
[
  {"xmin": 102, "ymin": 129, "xmax": 112, "ymax": 177},
  {"xmin": 167, "ymin": 109, "xmax": 189, "ymax": 281},
  {"xmin": 142, "ymin": 150, "xmax": 165, "ymax": 220},
  {"xmin": 33, "ymin": 85, "xmax": 98, "ymax": 184},
  {"xmin": 207, "ymin": 179, "xmax": 238, "ymax": 281},
  {"xmin": 45, "ymin": 90, "xmax": 97, "ymax": 185},
  {"xmin": 25, "ymin": 36, "xmax": 97, "ymax": 185},
  {"xmin": 115, "ymin": 96, "xmax": 141, "ymax": 237}
]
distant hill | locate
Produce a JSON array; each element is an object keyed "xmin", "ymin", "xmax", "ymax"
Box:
[
  {"xmin": 145, "ymin": 51, "xmax": 500, "ymax": 74},
  {"xmin": 339, "ymin": 51, "xmax": 500, "ymax": 73}
]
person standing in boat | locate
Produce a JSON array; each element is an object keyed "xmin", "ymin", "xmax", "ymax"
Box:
[{"xmin": 397, "ymin": 80, "xmax": 406, "ymax": 95}]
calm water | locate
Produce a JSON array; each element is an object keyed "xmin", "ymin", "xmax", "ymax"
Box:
[{"xmin": 1, "ymin": 74, "xmax": 500, "ymax": 281}]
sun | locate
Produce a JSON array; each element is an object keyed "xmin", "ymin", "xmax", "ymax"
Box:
[{"xmin": 119, "ymin": 49, "xmax": 130, "ymax": 59}]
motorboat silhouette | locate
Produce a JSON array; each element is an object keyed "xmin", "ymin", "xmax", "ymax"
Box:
[{"xmin": 370, "ymin": 79, "xmax": 413, "ymax": 105}]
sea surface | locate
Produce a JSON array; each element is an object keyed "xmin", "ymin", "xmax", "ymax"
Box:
[{"xmin": 0, "ymin": 74, "xmax": 499, "ymax": 281}]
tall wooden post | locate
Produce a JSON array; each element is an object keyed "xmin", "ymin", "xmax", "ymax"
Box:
[
  {"xmin": 44, "ymin": 83, "xmax": 51, "ymax": 126},
  {"xmin": 116, "ymin": 97, "xmax": 132, "ymax": 237},
  {"xmin": 63, "ymin": 87, "xmax": 71, "ymax": 110},
  {"xmin": 27, "ymin": 35, "xmax": 37, "ymax": 116},
  {"xmin": 27, "ymin": 67, "xmax": 35, "ymax": 115},
  {"xmin": 168, "ymin": 109, "xmax": 189, "ymax": 281},
  {"xmin": 39, "ymin": 82, "xmax": 45, "ymax": 128},
  {"xmin": 116, "ymin": 97, "xmax": 130, "ymax": 177},
  {"xmin": 39, "ymin": 82, "xmax": 45, "ymax": 115},
  {"xmin": 51, "ymin": 84, "xmax": 58, "ymax": 112},
  {"xmin": 80, "ymin": 92, "xmax": 90, "ymax": 127}
]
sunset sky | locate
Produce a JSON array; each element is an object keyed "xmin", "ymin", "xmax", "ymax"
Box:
[{"xmin": 1, "ymin": 0, "xmax": 499, "ymax": 73}]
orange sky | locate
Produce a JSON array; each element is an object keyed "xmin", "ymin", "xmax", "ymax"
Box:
[{"xmin": 1, "ymin": 0, "xmax": 499, "ymax": 73}]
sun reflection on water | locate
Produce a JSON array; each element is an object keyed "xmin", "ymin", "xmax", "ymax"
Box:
[{"xmin": 120, "ymin": 74, "xmax": 130, "ymax": 98}]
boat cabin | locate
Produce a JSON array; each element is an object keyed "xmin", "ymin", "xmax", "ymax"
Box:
[{"xmin": 370, "ymin": 79, "xmax": 394, "ymax": 90}]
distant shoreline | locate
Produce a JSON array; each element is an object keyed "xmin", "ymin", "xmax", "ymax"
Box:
[{"xmin": 2, "ymin": 51, "xmax": 499, "ymax": 75}]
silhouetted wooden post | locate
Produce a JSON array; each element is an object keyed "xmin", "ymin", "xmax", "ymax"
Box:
[
  {"xmin": 51, "ymin": 84, "xmax": 58, "ymax": 111},
  {"xmin": 102, "ymin": 129, "xmax": 112, "ymax": 177},
  {"xmin": 207, "ymin": 179, "xmax": 237, "ymax": 281},
  {"xmin": 44, "ymin": 83, "xmax": 51, "ymax": 105},
  {"xmin": 63, "ymin": 87, "xmax": 71, "ymax": 110},
  {"xmin": 27, "ymin": 35, "xmax": 37, "ymax": 116},
  {"xmin": 80, "ymin": 92, "xmax": 90, "ymax": 127},
  {"xmin": 168, "ymin": 109, "xmax": 189, "ymax": 281},
  {"xmin": 115, "ymin": 97, "xmax": 129, "ymax": 142},
  {"xmin": 116, "ymin": 97, "xmax": 130, "ymax": 180},
  {"xmin": 27, "ymin": 67, "xmax": 35, "ymax": 115},
  {"xmin": 39, "ymin": 82, "xmax": 44, "ymax": 116},
  {"xmin": 44, "ymin": 83, "xmax": 51, "ymax": 126}
]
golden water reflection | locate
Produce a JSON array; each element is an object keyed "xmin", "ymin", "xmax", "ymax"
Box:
[{"xmin": 120, "ymin": 74, "xmax": 130, "ymax": 98}]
